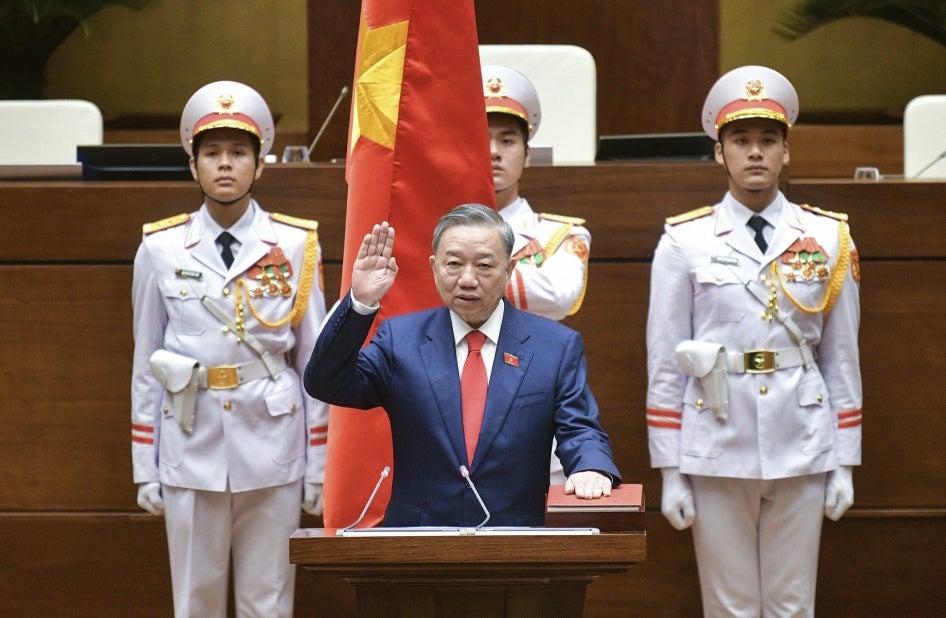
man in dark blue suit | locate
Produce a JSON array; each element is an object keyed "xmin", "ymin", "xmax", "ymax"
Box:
[{"xmin": 304, "ymin": 204, "xmax": 620, "ymax": 526}]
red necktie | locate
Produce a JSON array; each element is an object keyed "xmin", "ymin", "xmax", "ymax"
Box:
[{"xmin": 461, "ymin": 330, "xmax": 488, "ymax": 464}]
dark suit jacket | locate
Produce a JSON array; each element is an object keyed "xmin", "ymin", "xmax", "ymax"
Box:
[{"xmin": 304, "ymin": 295, "xmax": 621, "ymax": 527}]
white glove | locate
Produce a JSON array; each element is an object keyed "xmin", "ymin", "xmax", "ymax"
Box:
[
  {"xmin": 564, "ymin": 470, "xmax": 613, "ymax": 499},
  {"xmin": 824, "ymin": 465, "xmax": 854, "ymax": 521},
  {"xmin": 302, "ymin": 482, "xmax": 324, "ymax": 516},
  {"xmin": 660, "ymin": 467, "xmax": 695, "ymax": 530},
  {"xmin": 137, "ymin": 482, "xmax": 164, "ymax": 516}
]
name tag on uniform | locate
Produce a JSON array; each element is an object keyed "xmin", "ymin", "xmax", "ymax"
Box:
[
  {"xmin": 175, "ymin": 268, "xmax": 203, "ymax": 280},
  {"xmin": 711, "ymin": 255, "xmax": 740, "ymax": 266}
]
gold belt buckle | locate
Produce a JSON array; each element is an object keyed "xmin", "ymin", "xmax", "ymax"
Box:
[
  {"xmin": 744, "ymin": 350, "xmax": 776, "ymax": 374},
  {"xmin": 207, "ymin": 365, "xmax": 239, "ymax": 389}
]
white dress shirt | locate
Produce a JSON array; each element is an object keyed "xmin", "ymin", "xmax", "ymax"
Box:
[
  {"xmin": 725, "ymin": 191, "xmax": 782, "ymax": 250},
  {"xmin": 350, "ymin": 292, "xmax": 505, "ymax": 381},
  {"xmin": 202, "ymin": 201, "xmax": 256, "ymax": 267}
]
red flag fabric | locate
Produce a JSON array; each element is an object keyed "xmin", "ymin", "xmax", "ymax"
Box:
[{"xmin": 322, "ymin": 0, "xmax": 495, "ymax": 528}]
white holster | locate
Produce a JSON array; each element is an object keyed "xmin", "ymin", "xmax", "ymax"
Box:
[
  {"xmin": 149, "ymin": 350, "xmax": 199, "ymax": 433},
  {"xmin": 674, "ymin": 340, "xmax": 728, "ymax": 422}
]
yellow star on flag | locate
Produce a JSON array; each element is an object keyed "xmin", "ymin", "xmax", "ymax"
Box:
[{"xmin": 350, "ymin": 16, "xmax": 409, "ymax": 153}]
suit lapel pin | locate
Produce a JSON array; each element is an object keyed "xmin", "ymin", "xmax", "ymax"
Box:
[{"xmin": 503, "ymin": 352, "xmax": 519, "ymax": 367}]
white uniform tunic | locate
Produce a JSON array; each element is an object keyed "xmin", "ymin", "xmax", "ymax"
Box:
[
  {"xmin": 647, "ymin": 192, "xmax": 862, "ymax": 478},
  {"xmin": 131, "ymin": 201, "xmax": 327, "ymax": 617},
  {"xmin": 646, "ymin": 192, "xmax": 862, "ymax": 617},
  {"xmin": 131, "ymin": 201, "xmax": 328, "ymax": 490},
  {"xmin": 500, "ymin": 197, "xmax": 590, "ymax": 322}
]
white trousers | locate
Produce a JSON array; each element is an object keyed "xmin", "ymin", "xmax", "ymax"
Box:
[
  {"xmin": 690, "ymin": 474, "xmax": 826, "ymax": 618},
  {"xmin": 163, "ymin": 479, "xmax": 302, "ymax": 618}
]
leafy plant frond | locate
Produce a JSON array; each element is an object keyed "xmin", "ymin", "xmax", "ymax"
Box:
[{"xmin": 774, "ymin": 0, "xmax": 946, "ymax": 47}]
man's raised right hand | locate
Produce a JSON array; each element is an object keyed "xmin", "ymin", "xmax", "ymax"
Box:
[{"xmin": 351, "ymin": 222, "xmax": 398, "ymax": 307}]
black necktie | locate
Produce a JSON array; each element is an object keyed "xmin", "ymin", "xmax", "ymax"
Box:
[
  {"xmin": 747, "ymin": 215, "xmax": 768, "ymax": 254},
  {"xmin": 217, "ymin": 231, "xmax": 236, "ymax": 269}
]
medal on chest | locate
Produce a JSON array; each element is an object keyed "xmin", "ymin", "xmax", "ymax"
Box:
[
  {"xmin": 779, "ymin": 237, "xmax": 830, "ymax": 283},
  {"xmin": 247, "ymin": 247, "xmax": 294, "ymax": 298}
]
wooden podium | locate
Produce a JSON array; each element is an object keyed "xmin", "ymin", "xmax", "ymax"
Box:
[{"xmin": 290, "ymin": 528, "xmax": 646, "ymax": 617}]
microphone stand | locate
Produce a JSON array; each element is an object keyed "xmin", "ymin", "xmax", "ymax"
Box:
[
  {"xmin": 912, "ymin": 150, "xmax": 946, "ymax": 178},
  {"xmin": 340, "ymin": 466, "xmax": 390, "ymax": 532},
  {"xmin": 459, "ymin": 466, "xmax": 491, "ymax": 529},
  {"xmin": 306, "ymin": 86, "xmax": 350, "ymax": 161}
]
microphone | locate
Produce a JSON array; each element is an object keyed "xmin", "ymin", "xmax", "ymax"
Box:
[
  {"xmin": 459, "ymin": 465, "xmax": 490, "ymax": 529},
  {"xmin": 340, "ymin": 466, "xmax": 390, "ymax": 532},
  {"xmin": 306, "ymin": 86, "xmax": 350, "ymax": 160},
  {"xmin": 912, "ymin": 150, "xmax": 946, "ymax": 178}
]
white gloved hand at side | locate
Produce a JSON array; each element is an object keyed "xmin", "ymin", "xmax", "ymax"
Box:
[
  {"xmin": 824, "ymin": 465, "xmax": 854, "ymax": 521},
  {"xmin": 302, "ymin": 482, "xmax": 324, "ymax": 516},
  {"xmin": 137, "ymin": 481, "xmax": 164, "ymax": 515},
  {"xmin": 660, "ymin": 467, "xmax": 696, "ymax": 530}
]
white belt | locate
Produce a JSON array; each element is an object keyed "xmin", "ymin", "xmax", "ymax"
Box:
[
  {"xmin": 197, "ymin": 354, "xmax": 288, "ymax": 389},
  {"xmin": 726, "ymin": 347, "xmax": 813, "ymax": 374}
]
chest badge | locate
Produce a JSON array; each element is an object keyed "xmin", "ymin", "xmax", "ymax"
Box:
[
  {"xmin": 247, "ymin": 247, "xmax": 294, "ymax": 298},
  {"xmin": 780, "ymin": 237, "xmax": 830, "ymax": 283},
  {"xmin": 512, "ymin": 238, "xmax": 546, "ymax": 267}
]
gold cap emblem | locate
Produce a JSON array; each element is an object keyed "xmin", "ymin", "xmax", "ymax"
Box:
[
  {"xmin": 214, "ymin": 93, "xmax": 238, "ymax": 114},
  {"xmin": 743, "ymin": 79, "xmax": 766, "ymax": 101},
  {"xmin": 485, "ymin": 77, "xmax": 505, "ymax": 97}
]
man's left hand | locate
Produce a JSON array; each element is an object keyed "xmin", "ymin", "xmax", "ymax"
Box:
[
  {"xmin": 302, "ymin": 482, "xmax": 324, "ymax": 516},
  {"xmin": 564, "ymin": 470, "xmax": 612, "ymax": 499}
]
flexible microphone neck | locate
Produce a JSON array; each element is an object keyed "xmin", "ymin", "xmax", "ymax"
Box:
[
  {"xmin": 912, "ymin": 150, "xmax": 946, "ymax": 178},
  {"xmin": 307, "ymin": 86, "xmax": 350, "ymax": 160},
  {"xmin": 459, "ymin": 466, "xmax": 490, "ymax": 529},
  {"xmin": 341, "ymin": 466, "xmax": 390, "ymax": 531}
]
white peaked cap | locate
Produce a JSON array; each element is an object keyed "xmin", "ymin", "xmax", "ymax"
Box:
[
  {"xmin": 180, "ymin": 80, "xmax": 275, "ymax": 157},
  {"xmin": 701, "ymin": 65, "xmax": 799, "ymax": 140}
]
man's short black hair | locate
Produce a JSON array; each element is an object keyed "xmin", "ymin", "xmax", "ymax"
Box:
[{"xmin": 191, "ymin": 129, "xmax": 262, "ymax": 163}]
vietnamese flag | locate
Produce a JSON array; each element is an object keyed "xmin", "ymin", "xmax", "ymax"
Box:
[{"xmin": 322, "ymin": 0, "xmax": 495, "ymax": 528}]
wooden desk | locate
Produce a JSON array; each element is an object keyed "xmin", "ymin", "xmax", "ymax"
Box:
[
  {"xmin": 0, "ymin": 166, "xmax": 943, "ymax": 616},
  {"xmin": 290, "ymin": 528, "xmax": 646, "ymax": 618}
]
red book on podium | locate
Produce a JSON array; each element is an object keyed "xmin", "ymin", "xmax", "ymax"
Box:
[{"xmin": 545, "ymin": 484, "xmax": 645, "ymax": 531}]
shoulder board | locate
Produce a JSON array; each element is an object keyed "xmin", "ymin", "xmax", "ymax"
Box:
[
  {"xmin": 143, "ymin": 213, "xmax": 189, "ymax": 235},
  {"xmin": 270, "ymin": 212, "xmax": 319, "ymax": 231},
  {"xmin": 539, "ymin": 212, "xmax": 586, "ymax": 226},
  {"xmin": 799, "ymin": 203, "xmax": 848, "ymax": 222},
  {"xmin": 666, "ymin": 206, "xmax": 714, "ymax": 226}
]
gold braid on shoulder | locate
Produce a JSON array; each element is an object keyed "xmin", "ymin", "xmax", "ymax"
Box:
[
  {"xmin": 234, "ymin": 230, "xmax": 320, "ymax": 330},
  {"xmin": 773, "ymin": 221, "xmax": 851, "ymax": 314}
]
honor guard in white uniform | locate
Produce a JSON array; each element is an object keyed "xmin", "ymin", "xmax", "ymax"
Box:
[
  {"xmin": 646, "ymin": 66, "xmax": 862, "ymax": 617},
  {"xmin": 130, "ymin": 81, "xmax": 328, "ymax": 617},
  {"xmin": 483, "ymin": 64, "xmax": 591, "ymax": 484}
]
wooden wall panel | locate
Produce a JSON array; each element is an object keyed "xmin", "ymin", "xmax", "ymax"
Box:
[
  {"xmin": 0, "ymin": 163, "xmax": 727, "ymax": 262},
  {"xmin": 789, "ymin": 125, "xmax": 904, "ymax": 179},
  {"xmin": 2, "ymin": 170, "xmax": 944, "ymax": 615},
  {"xmin": 2, "ymin": 513, "xmax": 942, "ymax": 616},
  {"xmin": 0, "ymin": 265, "xmax": 342, "ymax": 510},
  {"xmin": 0, "ymin": 514, "xmax": 357, "ymax": 617},
  {"xmin": 0, "ymin": 167, "xmax": 348, "ymax": 263},
  {"xmin": 3, "ymin": 262, "xmax": 944, "ymax": 510},
  {"xmin": 5, "ymin": 169, "xmax": 942, "ymax": 264},
  {"xmin": 307, "ymin": 1, "xmax": 719, "ymax": 159}
]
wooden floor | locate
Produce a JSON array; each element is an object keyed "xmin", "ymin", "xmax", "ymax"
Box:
[{"xmin": 0, "ymin": 163, "xmax": 943, "ymax": 616}]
